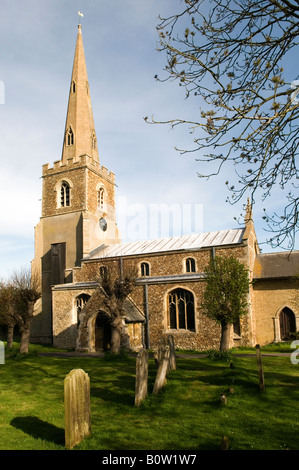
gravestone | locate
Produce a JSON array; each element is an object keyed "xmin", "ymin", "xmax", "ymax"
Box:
[
  {"xmin": 154, "ymin": 335, "xmax": 177, "ymax": 372},
  {"xmin": 135, "ymin": 348, "xmax": 148, "ymax": 406},
  {"xmin": 153, "ymin": 345, "xmax": 170, "ymax": 395},
  {"xmin": 168, "ymin": 335, "xmax": 176, "ymax": 371},
  {"xmin": 0, "ymin": 341, "xmax": 4, "ymax": 364},
  {"xmin": 64, "ymin": 369, "xmax": 91, "ymax": 449}
]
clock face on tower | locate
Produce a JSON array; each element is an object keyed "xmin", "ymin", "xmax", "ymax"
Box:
[{"xmin": 99, "ymin": 217, "xmax": 107, "ymax": 232}]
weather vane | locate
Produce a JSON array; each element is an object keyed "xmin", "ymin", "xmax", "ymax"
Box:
[{"xmin": 78, "ymin": 11, "xmax": 84, "ymax": 25}]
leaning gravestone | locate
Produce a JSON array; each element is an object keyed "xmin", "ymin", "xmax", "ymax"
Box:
[
  {"xmin": 64, "ymin": 369, "xmax": 91, "ymax": 449},
  {"xmin": 153, "ymin": 345, "xmax": 170, "ymax": 395},
  {"xmin": 154, "ymin": 335, "xmax": 177, "ymax": 372},
  {"xmin": 168, "ymin": 335, "xmax": 176, "ymax": 371},
  {"xmin": 135, "ymin": 348, "xmax": 148, "ymax": 406}
]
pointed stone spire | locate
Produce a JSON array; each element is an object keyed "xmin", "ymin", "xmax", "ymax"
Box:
[
  {"xmin": 62, "ymin": 25, "xmax": 99, "ymax": 163},
  {"xmin": 245, "ymin": 197, "xmax": 253, "ymax": 225}
]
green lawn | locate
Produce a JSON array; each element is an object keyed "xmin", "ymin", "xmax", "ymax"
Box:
[{"xmin": 0, "ymin": 342, "xmax": 298, "ymax": 450}]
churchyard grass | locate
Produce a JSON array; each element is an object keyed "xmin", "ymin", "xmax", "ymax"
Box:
[{"xmin": 0, "ymin": 342, "xmax": 298, "ymax": 450}]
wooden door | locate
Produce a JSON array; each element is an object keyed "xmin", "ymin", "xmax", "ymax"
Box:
[
  {"xmin": 280, "ymin": 308, "xmax": 296, "ymax": 340},
  {"xmin": 95, "ymin": 312, "xmax": 111, "ymax": 351}
]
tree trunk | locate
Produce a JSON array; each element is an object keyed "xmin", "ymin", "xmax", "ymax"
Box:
[
  {"xmin": 110, "ymin": 316, "xmax": 123, "ymax": 354},
  {"xmin": 20, "ymin": 328, "xmax": 31, "ymax": 354},
  {"xmin": 220, "ymin": 322, "xmax": 232, "ymax": 352},
  {"xmin": 7, "ymin": 323, "xmax": 14, "ymax": 348}
]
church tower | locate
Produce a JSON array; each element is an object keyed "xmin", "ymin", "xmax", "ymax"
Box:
[{"xmin": 31, "ymin": 25, "xmax": 120, "ymax": 344}]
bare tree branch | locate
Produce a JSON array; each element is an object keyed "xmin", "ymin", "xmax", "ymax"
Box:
[{"xmin": 151, "ymin": 0, "xmax": 299, "ymax": 249}]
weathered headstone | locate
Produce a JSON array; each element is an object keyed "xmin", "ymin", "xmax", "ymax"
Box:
[
  {"xmin": 168, "ymin": 335, "xmax": 177, "ymax": 371},
  {"xmin": 135, "ymin": 348, "xmax": 148, "ymax": 406},
  {"xmin": 0, "ymin": 341, "xmax": 4, "ymax": 364},
  {"xmin": 255, "ymin": 344, "xmax": 265, "ymax": 392},
  {"xmin": 64, "ymin": 369, "xmax": 91, "ymax": 449},
  {"xmin": 154, "ymin": 335, "xmax": 176, "ymax": 372},
  {"xmin": 153, "ymin": 345, "xmax": 170, "ymax": 395},
  {"xmin": 154, "ymin": 339, "xmax": 164, "ymax": 368}
]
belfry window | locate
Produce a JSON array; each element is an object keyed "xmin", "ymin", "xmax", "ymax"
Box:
[
  {"xmin": 61, "ymin": 182, "xmax": 70, "ymax": 207},
  {"xmin": 98, "ymin": 187, "xmax": 104, "ymax": 211},
  {"xmin": 92, "ymin": 132, "xmax": 97, "ymax": 150},
  {"xmin": 67, "ymin": 127, "xmax": 74, "ymax": 146},
  {"xmin": 168, "ymin": 288, "xmax": 195, "ymax": 331},
  {"xmin": 186, "ymin": 258, "xmax": 196, "ymax": 273},
  {"xmin": 140, "ymin": 262, "xmax": 150, "ymax": 277}
]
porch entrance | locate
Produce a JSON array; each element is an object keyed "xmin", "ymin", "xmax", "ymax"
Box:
[
  {"xmin": 95, "ymin": 311, "xmax": 111, "ymax": 351},
  {"xmin": 279, "ymin": 307, "xmax": 296, "ymax": 340}
]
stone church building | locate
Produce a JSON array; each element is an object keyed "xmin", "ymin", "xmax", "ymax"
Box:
[{"xmin": 31, "ymin": 25, "xmax": 299, "ymax": 353}]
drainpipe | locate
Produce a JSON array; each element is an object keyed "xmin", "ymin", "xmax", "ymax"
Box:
[
  {"xmin": 119, "ymin": 256, "xmax": 123, "ymax": 280},
  {"xmin": 144, "ymin": 283, "xmax": 150, "ymax": 349}
]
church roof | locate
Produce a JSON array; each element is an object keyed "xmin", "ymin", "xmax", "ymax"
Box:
[
  {"xmin": 86, "ymin": 227, "xmax": 246, "ymax": 260},
  {"xmin": 253, "ymin": 252, "xmax": 299, "ymax": 279},
  {"xmin": 123, "ymin": 298, "xmax": 145, "ymax": 323}
]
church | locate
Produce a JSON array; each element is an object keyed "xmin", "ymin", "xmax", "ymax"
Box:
[{"xmin": 31, "ymin": 25, "xmax": 299, "ymax": 353}]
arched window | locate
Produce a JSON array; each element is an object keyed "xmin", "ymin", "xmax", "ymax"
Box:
[
  {"xmin": 100, "ymin": 266, "xmax": 108, "ymax": 279},
  {"xmin": 76, "ymin": 294, "xmax": 90, "ymax": 328},
  {"xmin": 186, "ymin": 258, "xmax": 196, "ymax": 273},
  {"xmin": 168, "ymin": 288, "xmax": 195, "ymax": 331},
  {"xmin": 98, "ymin": 187, "xmax": 104, "ymax": 211},
  {"xmin": 141, "ymin": 262, "xmax": 150, "ymax": 277},
  {"xmin": 67, "ymin": 127, "xmax": 74, "ymax": 146},
  {"xmin": 60, "ymin": 182, "xmax": 70, "ymax": 207}
]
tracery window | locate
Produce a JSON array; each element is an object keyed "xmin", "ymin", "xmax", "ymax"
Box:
[
  {"xmin": 168, "ymin": 288, "xmax": 195, "ymax": 331},
  {"xmin": 140, "ymin": 262, "xmax": 150, "ymax": 277},
  {"xmin": 186, "ymin": 257, "xmax": 196, "ymax": 273},
  {"xmin": 60, "ymin": 182, "xmax": 70, "ymax": 207},
  {"xmin": 76, "ymin": 294, "xmax": 90, "ymax": 328}
]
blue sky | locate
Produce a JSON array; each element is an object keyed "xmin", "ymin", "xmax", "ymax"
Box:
[{"xmin": 0, "ymin": 0, "xmax": 297, "ymax": 280}]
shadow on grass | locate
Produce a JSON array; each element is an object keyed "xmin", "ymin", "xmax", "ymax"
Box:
[{"xmin": 10, "ymin": 416, "xmax": 65, "ymax": 446}]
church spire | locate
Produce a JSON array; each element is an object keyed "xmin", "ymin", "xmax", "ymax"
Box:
[{"xmin": 62, "ymin": 25, "xmax": 99, "ymax": 163}]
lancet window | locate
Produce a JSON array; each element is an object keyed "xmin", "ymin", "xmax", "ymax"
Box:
[
  {"xmin": 98, "ymin": 187, "xmax": 105, "ymax": 211},
  {"xmin": 140, "ymin": 262, "xmax": 150, "ymax": 277},
  {"xmin": 66, "ymin": 127, "xmax": 74, "ymax": 146},
  {"xmin": 186, "ymin": 257, "xmax": 196, "ymax": 273},
  {"xmin": 60, "ymin": 182, "xmax": 70, "ymax": 207}
]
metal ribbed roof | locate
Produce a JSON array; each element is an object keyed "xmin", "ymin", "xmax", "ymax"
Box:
[{"xmin": 87, "ymin": 227, "xmax": 245, "ymax": 260}]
